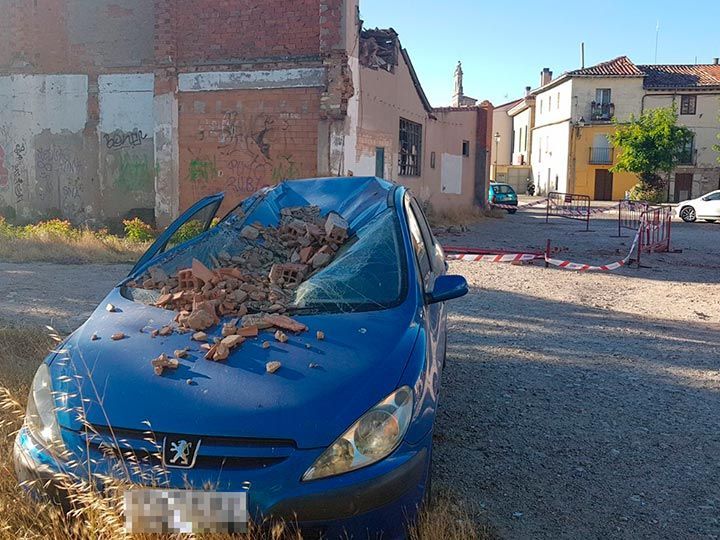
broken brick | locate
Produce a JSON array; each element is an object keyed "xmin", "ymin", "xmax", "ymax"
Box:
[
  {"xmin": 222, "ymin": 323, "xmax": 237, "ymax": 337},
  {"xmin": 299, "ymin": 246, "xmax": 315, "ymax": 264},
  {"xmin": 106, "ymin": 303, "xmax": 117, "ymax": 313},
  {"xmin": 192, "ymin": 331, "xmax": 208, "ymax": 342},
  {"xmin": 310, "ymin": 245, "xmax": 334, "ymax": 269},
  {"xmin": 159, "ymin": 326, "xmax": 173, "ymax": 336},
  {"xmin": 266, "ymin": 361, "xmax": 282, "ymax": 374},
  {"xmin": 221, "ymin": 335, "xmax": 245, "ymax": 349},
  {"xmin": 240, "ymin": 225, "xmax": 260, "ymax": 240},
  {"xmin": 175, "ymin": 349, "xmax": 189, "ymax": 359},
  {"xmin": 325, "ymin": 212, "xmax": 349, "ymax": 243},
  {"xmin": 91, "ymin": 333, "xmax": 99, "ymax": 341},
  {"xmin": 192, "ymin": 259, "xmax": 217, "ymax": 284},
  {"xmin": 213, "ymin": 343, "xmax": 230, "ymax": 361},
  {"xmin": 111, "ymin": 332, "xmax": 125, "ymax": 341},
  {"xmin": 156, "ymin": 294, "xmax": 173, "ymax": 307},
  {"xmin": 269, "ymin": 263, "xmax": 308, "ymax": 286},
  {"xmin": 316, "ymin": 330, "xmax": 325, "ymax": 341},
  {"xmin": 274, "ymin": 330, "xmax": 288, "ymax": 343},
  {"xmin": 265, "ymin": 315, "xmax": 308, "ymax": 333},
  {"xmin": 237, "ymin": 325, "xmax": 259, "ymax": 338},
  {"xmin": 262, "ymin": 341, "xmax": 271, "ymax": 349}
]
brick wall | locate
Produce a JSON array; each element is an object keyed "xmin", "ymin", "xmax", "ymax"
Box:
[
  {"xmin": 169, "ymin": 0, "xmax": 322, "ymax": 65},
  {"xmin": 177, "ymin": 88, "xmax": 321, "ymax": 214}
]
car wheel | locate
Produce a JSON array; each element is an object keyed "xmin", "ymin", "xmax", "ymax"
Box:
[
  {"xmin": 507, "ymin": 208, "xmax": 517, "ymax": 214},
  {"xmin": 679, "ymin": 206, "xmax": 696, "ymax": 222},
  {"xmin": 704, "ymin": 219, "xmax": 717, "ymax": 223}
]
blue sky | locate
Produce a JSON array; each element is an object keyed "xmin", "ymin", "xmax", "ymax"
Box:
[{"xmin": 359, "ymin": 0, "xmax": 720, "ymax": 107}]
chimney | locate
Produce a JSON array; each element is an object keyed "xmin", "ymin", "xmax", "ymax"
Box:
[
  {"xmin": 714, "ymin": 58, "xmax": 719, "ymax": 65},
  {"xmin": 525, "ymin": 86, "xmax": 531, "ymax": 96},
  {"xmin": 540, "ymin": 68, "xmax": 553, "ymax": 87}
]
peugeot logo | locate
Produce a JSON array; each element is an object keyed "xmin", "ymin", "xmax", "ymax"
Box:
[{"xmin": 162, "ymin": 436, "xmax": 202, "ymax": 469}]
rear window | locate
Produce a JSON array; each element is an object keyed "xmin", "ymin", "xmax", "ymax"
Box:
[{"xmin": 493, "ymin": 184, "xmax": 516, "ymax": 195}]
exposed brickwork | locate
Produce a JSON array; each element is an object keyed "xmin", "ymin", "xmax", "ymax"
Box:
[
  {"xmin": 169, "ymin": 0, "xmax": 322, "ymax": 65},
  {"xmin": 177, "ymin": 88, "xmax": 321, "ymax": 214}
]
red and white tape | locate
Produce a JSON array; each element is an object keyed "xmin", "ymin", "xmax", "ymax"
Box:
[
  {"xmin": 543, "ymin": 230, "xmax": 640, "ymax": 272},
  {"xmin": 447, "ymin": 252, "xmax": 542, "ymax": 263}
]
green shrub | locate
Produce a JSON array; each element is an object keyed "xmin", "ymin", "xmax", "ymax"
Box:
[
  {"xmin": 629, "ymin": 182, "xmax": 666, "ymax": 204},
  {"xmin": 123, "ymin": 217, "xmax": 155, "ymax": 243},
  {"xmin": 172, "ymin": 219, "xmax": 206, "ymax": 244},
  {"xmin": 0, "ymin": 217, "xmax": 18, "ymax": 239},
  {"xmin": 23, "ymin": 219, "xmax": 79, "ymax": 240}
]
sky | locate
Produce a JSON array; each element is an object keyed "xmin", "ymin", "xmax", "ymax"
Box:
[{"xmin": 359, "ymin": 0, "xmax": 720, "ymax": 107}]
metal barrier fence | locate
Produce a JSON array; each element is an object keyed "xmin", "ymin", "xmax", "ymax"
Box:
[
  {"xmin": 546, "ymin": 192, "xmax": 591, "ymax": 231},
  {"xmin": 618, "ymin": 200, "xmax": 650, "ymax": 237},
  {"xmin": 637, "ymin": 206, "xmax": 672, "ymax": 267}
]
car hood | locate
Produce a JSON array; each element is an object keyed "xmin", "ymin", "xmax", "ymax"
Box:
[{"xmin": 52, "ymin": 289, "xmax": 419, "ymax": 449}]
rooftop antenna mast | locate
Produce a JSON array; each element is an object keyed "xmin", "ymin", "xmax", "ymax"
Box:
[
  {"xmin": 654, "ymin": 20, "xmax": 660, "ymax": 64},
  {"xmin": 581, "ymin": 42, "xmax": 585, "ymax": 69}
]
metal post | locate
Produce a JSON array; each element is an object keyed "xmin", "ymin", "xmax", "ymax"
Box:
[
  {"xmin": 545, "ymin": 239, "xmax": 551, "ymax": 268},
  {"xmin": 546, "ymin": 197, "xmax": 550, "ymax": 224}
]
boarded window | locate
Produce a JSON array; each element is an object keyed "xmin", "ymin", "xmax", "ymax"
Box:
[{"xmin": 399, "ymin": 118, "xmax": 422, "ymax": 176}]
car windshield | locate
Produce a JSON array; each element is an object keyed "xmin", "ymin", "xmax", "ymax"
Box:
[
  {"xmin": 124, "ymin": 208, "xmax": 407, "ymax": 314},
  {"xmin": 493, "ymin": 185, "xmax": 515, "ymax": 195}
]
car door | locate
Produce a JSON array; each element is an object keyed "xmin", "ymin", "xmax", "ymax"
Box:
[
  {"xmin": 700, "ymin": 191, "xmax": 720, "ymax": 218},
  {"xmin": 128, "ymin": 193, "xmax": 224, "ymax": 276},
  {"xmin": 404, "ymin": 196, "xmax": 446, "ymax": 388}
]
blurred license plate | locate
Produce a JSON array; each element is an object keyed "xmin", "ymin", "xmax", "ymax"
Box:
[{"xmin": 124, "ymin": 489, "xmax": 247, "ymax": 533}]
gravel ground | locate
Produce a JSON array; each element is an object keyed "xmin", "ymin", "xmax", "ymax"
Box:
[
  {"xmin": 435, "ymin": 202, "xmax": 720, "ymax": 539},
  {"xmin": 0, "ymin": 201, "xmax": 718, "ymax": 539}
]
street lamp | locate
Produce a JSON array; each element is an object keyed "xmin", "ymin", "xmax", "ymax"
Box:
[{"xmin": 493, "ymin": 132, "xmax": 501, "ymax": 180}]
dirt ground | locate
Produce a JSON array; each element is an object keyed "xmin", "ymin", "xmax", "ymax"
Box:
[{"xmin": 0, "ymin": 201, "xmax": 719, "ymax": 539}]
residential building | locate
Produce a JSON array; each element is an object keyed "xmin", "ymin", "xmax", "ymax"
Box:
[
  {"xmin": 343, "ymin": 30, "xmax": 493, "ymax": 211},
  {"xmin": 0, "ymin": 0, "xmax": 491, "ymax": 226},
  {"xmin": 529, "ymin": 56, "xmax": 720, "ymax": 201}
]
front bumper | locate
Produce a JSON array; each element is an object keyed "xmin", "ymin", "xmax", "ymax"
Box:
[{"xmin": 14, "ymin": 426, "xmax": 431, "ymax": 539}]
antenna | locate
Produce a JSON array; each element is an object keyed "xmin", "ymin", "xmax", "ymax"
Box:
[
  {"xmin": 581, "ymin": 42, "xmax": 585, "ymax": 69},
  {"xmin": 654, "ymin": 20, "xmax": 660, "ymax": 64}
]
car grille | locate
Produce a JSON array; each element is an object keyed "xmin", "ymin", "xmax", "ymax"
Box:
[{"xmin": 79, "ymin": 424, "xmax": 296, "ymax": 471}]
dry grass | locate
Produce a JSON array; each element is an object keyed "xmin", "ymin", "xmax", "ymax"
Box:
[
  {"xmin": 0, "ymin": 326, "xmax": 493, "ymax": 539},
  {"xmin": 426, "ymin": 206, "xmax": 503, "ymax": 230},
  {"xmin": 0, "ymin": 232, "xmax": 147, "ymax": 265}
]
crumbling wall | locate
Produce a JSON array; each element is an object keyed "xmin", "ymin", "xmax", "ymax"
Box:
[
  {"xmin": 177, "ymin": 88, "xmax": 321, "ymax": 216},
  {"xmin": 0, "ymin": 74, "xmax": 92, "ymax": 221}
]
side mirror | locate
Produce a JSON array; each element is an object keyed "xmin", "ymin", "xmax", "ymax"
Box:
[{"xmin": 426, "ymin": 275, "xmax": 468, "ymax": 304}]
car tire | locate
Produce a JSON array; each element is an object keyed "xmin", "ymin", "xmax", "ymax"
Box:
[
  {"xmin": 704, "ymin": 219, "xmax": 717, "ymax": 223},
  {"xmin": 679, "ymin": 206, "xmax": 696, "ymax": 222},
  {"xmin": 507, "ymin": 209, "xmax": 517, "ymax": 214}
]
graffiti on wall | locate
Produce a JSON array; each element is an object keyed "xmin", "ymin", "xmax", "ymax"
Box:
[
  {"xmin": 12, "ymin": 143, "xmax": 27, "ymax": 205},
  {"xmin": 35, "ymin": 144, "xmax": 82, "ymax": 204},
  {"xmin": 0, "ymin": 146, "xmax": 8, "ymax": 192},
  {"xmin": 186, "ymin": 110, "xmax": 302, "ymax": 201},
  {"xmin": 188, "ymin": 155, "xmax": 218, "ymax": 183},
  {"xmin": 103, "ymin": 129, "xmax": 149, "ymax": 151},
  {"xmin": 115, "ymin": 152, "xmax": 154, "ymax": 193}
]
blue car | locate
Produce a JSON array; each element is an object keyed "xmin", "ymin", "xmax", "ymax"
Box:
[
  {"xmin": 489, "ymin": 182, "xmax": 518, "ymax": 213},
  {"xmin": 14, "ymin": 177, "xmax": 468, "ymax": 539}
]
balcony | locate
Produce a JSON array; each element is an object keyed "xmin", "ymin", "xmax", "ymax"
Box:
[
  {"xmin": 590, "ymin": 102, "xmax": 615, "ymax": 121},
  {"xmin": 589, "ymin": 147, "xmax": 614, "ymax": 165}
]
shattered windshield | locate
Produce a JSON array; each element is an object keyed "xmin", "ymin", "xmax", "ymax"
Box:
[{"xmin": 123, "ymin": 205, "xmax": 406, "ymax": 317}]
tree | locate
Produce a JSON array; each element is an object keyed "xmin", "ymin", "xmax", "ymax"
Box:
[{"xmin": 610, "ymin": 106, "xmax": 694, "ymax": 202}]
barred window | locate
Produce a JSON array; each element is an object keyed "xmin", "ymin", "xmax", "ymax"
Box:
[{"xmin": 399, "ymin": 118, "xmax": 422, "ymax": 176}]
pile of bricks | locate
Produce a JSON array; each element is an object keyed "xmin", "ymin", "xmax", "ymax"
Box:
[{"xmin": 129, "ymin": 206, "xmax": 349, "ymax": 333}]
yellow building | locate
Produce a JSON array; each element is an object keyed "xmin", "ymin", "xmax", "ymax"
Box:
[{"xmin": 569, "ymin": 124, "xmax": 637, "ymax": 201}]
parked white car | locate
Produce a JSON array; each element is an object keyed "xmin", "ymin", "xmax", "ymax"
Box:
[{"xmin": 676, "ymin": 190, "xmax": 720, "ymax": 223}]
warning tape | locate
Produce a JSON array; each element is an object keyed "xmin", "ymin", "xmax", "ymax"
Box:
[
  {"xmin": 447, "ymin": 252, "xmax": 542, "ymax": 263},
  {"xmin": 543, "ymin": 229, "xmax": 640, "ymax": 272},
  {"xmin": 491, "ymin": 198, "xmax": 622, "ymax": 215}
]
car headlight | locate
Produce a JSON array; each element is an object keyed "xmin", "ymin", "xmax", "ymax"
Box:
[
  {"xmin": 25, "ymin": 364, "xmax": 66, "ymax": 453},
  {"xmin": 302, "ymin": 386, "xmax": 413, "ymax": 481}
]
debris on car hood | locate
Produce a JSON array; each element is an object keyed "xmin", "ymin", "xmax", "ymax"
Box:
[{"xmin": 128, "ymin": 206, "xmax": 349, "ymax": 335}]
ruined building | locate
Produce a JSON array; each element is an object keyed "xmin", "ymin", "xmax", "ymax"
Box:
[{"xmin": 0, "ymin": 0, "xmax": 492, "ymax": 226}]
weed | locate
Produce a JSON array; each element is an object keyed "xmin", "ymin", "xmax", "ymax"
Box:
[{"xmin": 122, "ymin": 218, "xmax": 156, "ymax": 244}]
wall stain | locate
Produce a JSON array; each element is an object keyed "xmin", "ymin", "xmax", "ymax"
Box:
[{"xmin": 116, "ymin": 152, "xmax": 153, "ymax": 192}]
